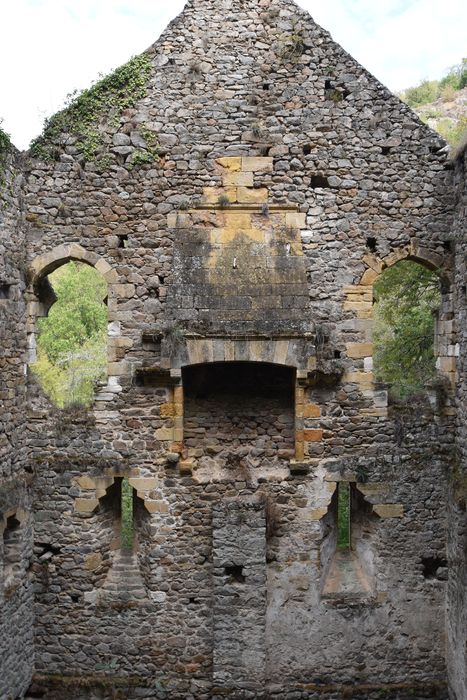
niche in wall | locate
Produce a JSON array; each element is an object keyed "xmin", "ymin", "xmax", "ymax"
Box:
[{"xmin": 182, "ymin": 362, "xmax": 296, "ymax": 468}]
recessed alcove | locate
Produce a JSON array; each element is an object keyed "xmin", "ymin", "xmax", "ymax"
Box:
[{"xmin": 182, "ymin": 362, "xmax": 296, "ymax": 465}]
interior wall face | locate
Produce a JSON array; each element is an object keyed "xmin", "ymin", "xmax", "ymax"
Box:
[
  {"xmin": 0, "ymin": 149, "xmax": 35, "ymax": 696},
  {"xmin": 448, "ymin": 149, "xmax": 467, "ymax": 700},
  {"xmin": 0, "ymin": 0, "xmax": 465, "ymax": 698}
]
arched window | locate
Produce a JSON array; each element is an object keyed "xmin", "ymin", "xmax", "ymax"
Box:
[
  {"xmin": 373, "ymin": 260, "xmax": 441, "ymax": 398},
  {"xmin": 31, "ymin": 261, "xmax": 107, "ymax": 407}
]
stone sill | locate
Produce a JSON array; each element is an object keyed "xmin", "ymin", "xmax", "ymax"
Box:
[
  {"xmin": 194, "ymin": 203, "xmax": 300, "ymax": 212},
  {"xmin": 321, "ymin": 550, "xmax": 375, "ymax": 604}
]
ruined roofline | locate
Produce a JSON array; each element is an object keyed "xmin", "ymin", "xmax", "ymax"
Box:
[{"xmin": 27, "ymin": 0, "xmax": 446, "ymax": 161}]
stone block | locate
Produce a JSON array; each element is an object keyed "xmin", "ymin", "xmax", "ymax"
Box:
[
  {"xmin": 217, "ymin": 156, "xmax": 242, "ymax": 171},
  {"xmin": 373, "ymin": 504, "xmax": 404, "ymax": 518},
  {"xmin": 85, "ymin": 553, "xmax": 102, "ymax": 571},
  {"xmin": 304, "ymin": 403, "xmax": 321, "ymax": 418},
  {"xmin": 108, "ymin": 283, "xmax": 135, "ymax": 299},
  {"xmin": 145, "ymin": 500, "xmax": 169, "ymax": 514},
  {"xmin": 346, "ymin": 342, "xmax": 373, "ymax": 358},
  {"xmin": 74, "ymin": 498, "xmax": 99, "ymax": 514},
  {"xmin": 107, "ymin": 361, "xmax": 131, "ymax": 376},
  {"xmin": 241, "ymin": 156, "xmax": 273, "ymax": 172},
  {"xmin": 285, "ymin": 212, "xmax": 306, "ymax": 228},
  {"xmin": 237, "ymin": 187, "xmax": 268, "ymax": 204},
  {"xmin": 202, "ymin": 187, "xmax": 237, "ymax": 204},
  {"xmin": 155, "ymin": 427, "xmax": 173, "ymax": 441},
  {"xmin": 304, "ymin": 429, "xmax": 323, "ymax": 442},
  {"xmin": 160, "ymin": 403, "xmax": 176, "ymax": 417},
  {"xmin": 361, "ymin": 268, "xmax": 379, "ymax": 285},
  {"xmin": 343, "ymin": 371, "xmax": 374, "ymax": 386},
  {"xmin": 129, "ymin": 478, "xmax": 158, "ymax": 492},
  {"xmin": 223, "ymin": 171, "xmax": 254, "ymax": 187}
]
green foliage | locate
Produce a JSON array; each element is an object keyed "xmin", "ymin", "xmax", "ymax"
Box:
[
  {"xmin": 30, "ymin": 53, "xmax": 152, "ymax": 164},
  {"xmin": 402, "ymin": 79, "xmax": 439, "ymax": 108},
  {"xmin": 0, "ymin": 119, "xmax": 11, "ymax": 160},
  {"xmin": 436, "ymin": 116, "xmax": 467, "ymax": 150},
  {"xmin": 121, "ymin": 478, "xmax": 134, "ymax": 550},
  {"xmin": 32, "ymin": 262, "xmax": 107, "ymax": 407},
  {"xmin": 373, "ymin": 261, "xmax": 441, "ymax": 398},
  {"xmin": 337, "ymin": 482, "xmax": 350, "ymax": 549},
  {"xmin": 400, "ymin": 59, "xmax": 467, "ymax": 108}
]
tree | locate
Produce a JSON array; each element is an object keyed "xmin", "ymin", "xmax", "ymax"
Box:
[
  {"xmin": 32, "ymin": 262, "xmax": 107, "ymax": 407},
  {"xmin": 373, "ymin": 261, "xmax": 441, "ymax": 398}
]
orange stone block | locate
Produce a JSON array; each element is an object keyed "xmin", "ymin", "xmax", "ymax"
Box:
[
  {"xmin": 304, "ymin": 404, "xmax": 321, "ymax": 418},
  {"xmin": 160, "ymin": 403, "xmax": 175, "ymax": 417},
  {"xmin": 304, "ymin": 429, "xmax": 323, "ymax": 442}
]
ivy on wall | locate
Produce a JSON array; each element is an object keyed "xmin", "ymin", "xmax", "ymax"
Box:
[{"xmin": 29, "ymin": 53, "xmax": 156, "ymax": 170}]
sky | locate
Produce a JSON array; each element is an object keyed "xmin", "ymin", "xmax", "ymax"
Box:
[{"xmin": 0, "ymin": 0, "xmax": 465, "ymax": 150}]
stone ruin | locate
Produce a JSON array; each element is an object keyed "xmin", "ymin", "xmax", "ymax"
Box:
[{"xmin": 0, "ymin": 0, "xmax": 466, "ymax": 698}]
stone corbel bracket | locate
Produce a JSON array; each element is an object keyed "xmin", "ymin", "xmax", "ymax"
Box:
[
  {"xmin": 323, "ymin": 471, "xmax": 404, "ymax": 519},
  {"xmin": 73, "ymin": 474, "xmax": 163, "ymax": 516}
]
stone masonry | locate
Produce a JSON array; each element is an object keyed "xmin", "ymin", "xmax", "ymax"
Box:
[{"xmin": 0, "ymin": 0, "xmax": 466, "ymax": 698}]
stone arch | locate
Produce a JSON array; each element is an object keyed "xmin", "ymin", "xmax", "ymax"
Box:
[
  {"xmin": 344, "ymin": 243, "xmax": 456, "ymax": 399},
  {"xmin": 26, "ymin": 244, "xmax": 129, "ymax": 405},
  {"xmin": 360, "ymin": 242, "xmax": 451, "ymax": 287}
]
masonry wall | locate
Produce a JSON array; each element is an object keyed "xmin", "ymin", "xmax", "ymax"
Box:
[
  {"xmin": 0, "ymin": 0, "xmax": 462, "ymax": 698},
  {"xmin": 0, "ymin": 146, "xmax": 35, "ymax": 697},
  {"xmin": 448, "ymin": 146, "xmax": 467, "ymax": 700}
]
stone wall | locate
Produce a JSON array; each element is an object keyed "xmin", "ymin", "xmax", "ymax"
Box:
[
  {"xmin": 0, "ymin": 145, "xmax": 35, "ymax": 696},
  {"xmin": 0, "ymin": 0, "xmax": 465, "ymax": 698},
  {"xmin": 448, "ymin": 145, "xmax": 467, "ymax": 700}
]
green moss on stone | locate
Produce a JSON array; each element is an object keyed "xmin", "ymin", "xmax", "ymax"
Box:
[{"xmin": 30, "ymin": 53, "xmax": 153, "ymax": 164}]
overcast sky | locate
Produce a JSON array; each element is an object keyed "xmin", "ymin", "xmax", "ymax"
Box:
[{"xmin": 1, "ymin": 0, "xmax": 465, "ymax": 150}]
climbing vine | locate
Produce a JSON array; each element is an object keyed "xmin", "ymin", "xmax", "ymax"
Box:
[
  {"xmin": 0, "ymin": 120, "xmax": 11, "ymax": 161},
  {"xmin": 30, "ymin": 53, "xmax": 154, "ymax": 167}
]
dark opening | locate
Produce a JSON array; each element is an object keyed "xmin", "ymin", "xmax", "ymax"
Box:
[
  {"xmin": 303, "ymin": 144, "xmax": 312, "ymax": 155},
  {"xmin": 25, "ymin": 687, "xmax": 46, "ymax": 699},
  {"xmin": 183, "ymin": 362, "xmax": 296, "ymax": 462},
  {"xmin": 366, "ymin": 237, "xmax": 377, "ymax": 252},
  {"xmin": 333, "ymin": 350, "xmax": 342, "ymax": 359},
  {"xmin": 118, "ymin": 234, "xmax": 129, "ymax": 249},
  {"xmin": 325, "ymin": 79, "xmax": 333, "ymax": 90},
  {"xmin": 262, "ymin": 83, "xmax": 270, "ymax": 91},
  {"xmin": 224, "ymin": 565, "xmax": 245, "ymax": 583},
  {"xmin": 35, "ymin": 542, "xmax": 61, "ymax": 557},
  {"xmin": 443, "ymin": 241, "xmax": 452, "ymax": 253},
  {"xmin": 0, "ymin": 283, "xmax": 11, "ymax": 299},
  {"xmin": 421, "ymin": 556, "xmax": 447, "ymax": 579},
  {"xmin": 260, "ymin": 145, "xmax": 272, "ymax": 156},
  {"xmin": 381, "ymin": 146, "xmax": 392, "ymax": 156},
  {"xmin": 310, "ymin": 175, "xmax": 330, "ymax": 188}
]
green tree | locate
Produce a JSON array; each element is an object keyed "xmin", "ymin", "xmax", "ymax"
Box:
[
  {"xmin": 373, "ymin": 261, "xmax": 441, "ymax": 398},
  {"xmin": 32, "ymin": 262, "xmax": 107, "ymax": 407}
]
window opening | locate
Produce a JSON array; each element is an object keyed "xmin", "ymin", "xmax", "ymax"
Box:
[
  {"xmin": 366, "ymin": 237, "xmax": 377, "ymax": 252},
  {"xmin": 31, "ymin": 261, "xmax": 108, "ymax": 408},
  {"xmin": 121, "ymin": 478, "xmax": 135, "ymax": 551},
  {"xmin": 373, "ymin": 260, "xmax": 441, "ymax": 399},
  {"xmin": 117, "ymin": 234, "xmax": 129, "ymax": 249},
  {"xmin": 337, "ymin": 481, "xmax": 350, "ymax": 550}
]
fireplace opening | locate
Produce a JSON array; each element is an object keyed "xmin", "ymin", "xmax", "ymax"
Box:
[{"xmin": 182, "ymin": 362, "xmax": 295, "ymax": 466}]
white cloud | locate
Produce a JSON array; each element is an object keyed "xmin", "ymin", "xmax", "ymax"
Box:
[{"xmin": 0, "ymin": 0, "xmax": 465, "ymax": 149}]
